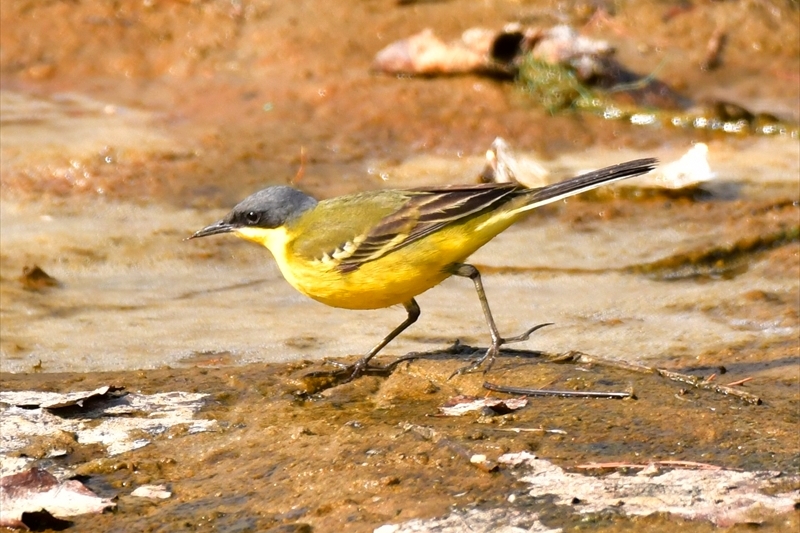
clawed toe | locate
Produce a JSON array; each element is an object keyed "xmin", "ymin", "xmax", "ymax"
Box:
[
  {"xmin": 503, "ymin": 322, "xmax": 553, "ymax": 344},
  {"xmin": 306, "ymin": 357, "xmax": 387, "ymax": 383},
  {"xmin": 448, "ymin": 322, "xmax": 553, "ymax": 379},
  {"xmin": 343, "ymin": 361, "xmax": 365, "ymax": 383},
  {"xmin": 449, "ymin": 360, "xmax": 476, "ymax": 379},
  {"xmin": 448, "ymin": 344, "xmax": 499, "ymax": 379},
  {"xmin": 342, "ymin": 357, "xmax": 389, "ymax": 382}
]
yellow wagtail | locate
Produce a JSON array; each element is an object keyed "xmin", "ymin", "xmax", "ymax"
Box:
[{"xmin": 191, "ymin": 158, "xmax": 657, "ymax": 378}]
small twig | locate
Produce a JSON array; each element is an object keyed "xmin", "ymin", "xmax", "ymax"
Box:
[
  {"xmin": 552, "ymin": 352, "xmax": 762, "ymax": 405},
  {"xmin": 487, "ymin": 427, "xmax": 567, "ymax": 435},
  {"xmin": 657, "ymin": 460, "xmax": 725, "ymax": 470},
  {"xmin": 657, "ymin": 368, "xmax": 760, "ymax": 404},
  {"xmin": 701, "ymin": 27, "xmax": 726, "ymax": 71},
  {"xmin": 291, "ymin": 146, "xmax": 307, "ymax": 186},
  {"xmin": 549, "ymin": 351, "xmax": 648, "ymax": 372},
  {"xmin": 576, "ymin": 460, "xmax": 724, "ymax": 471},
  {"xmin": 484, "ymin": 381, "xmax": 631, "ymax": 400},
  {"xmin": 724, "ymin": 377, "xmax": 753, "ymax": 387}
]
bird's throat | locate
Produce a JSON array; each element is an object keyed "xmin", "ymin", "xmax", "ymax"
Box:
[{"xmin": 234, "ymin": 226, "xmax": 291, "ymax": 255}]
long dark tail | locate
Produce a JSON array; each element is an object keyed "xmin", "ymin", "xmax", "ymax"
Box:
[{"xmin": 514, "ymin": 158, "xmax": 658, "ymax": 214}]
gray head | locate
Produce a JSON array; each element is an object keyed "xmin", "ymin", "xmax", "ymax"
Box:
[{"xmin": 190, "ymin": 186, "xmax": 318, "ymax": 239}]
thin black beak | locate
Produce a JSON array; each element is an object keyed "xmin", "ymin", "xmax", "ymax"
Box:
[{"xmin": 187, "ymin": 220, "xmax": 235, "ymax": 240}]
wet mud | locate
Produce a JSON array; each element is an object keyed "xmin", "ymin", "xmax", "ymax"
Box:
[{"xmin": 2, "ymin": 347, "xmax": 799, "ymax": 532}]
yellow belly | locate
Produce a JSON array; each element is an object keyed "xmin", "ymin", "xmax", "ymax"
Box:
[
  {"xmin": 236, "ymin": 211, "xmax": 517, "ymax": 310},
  {"xmin": 281, "ymin": 247, "xmax": 455, "ymax": 309}
]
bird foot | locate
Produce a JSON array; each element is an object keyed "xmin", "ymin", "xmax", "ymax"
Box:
[
  {"xmin": 313, "ymin": 357, "xmax": 390, "ymax": 383},
  {"xmin": 448, "ymin": 322, "xmax": 553, "ymax": 379}
]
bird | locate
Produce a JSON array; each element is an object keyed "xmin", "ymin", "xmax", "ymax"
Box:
[{"xmin": 190, "ymin": 157, "xmax": 657, "ymax": 379}]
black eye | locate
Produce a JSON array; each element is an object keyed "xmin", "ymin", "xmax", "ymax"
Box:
[{"xmin": 245, "ymin": 211, "xmax": 260, "ymax": 224}]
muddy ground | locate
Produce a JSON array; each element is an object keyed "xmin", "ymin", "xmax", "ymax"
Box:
[
  {"xmin": 2, "ymin": 345, "xmax": 799, "ymax": 532},
  {"xmin": 1, "ymin": 0, "xmax": 799, "ymax": 532}
]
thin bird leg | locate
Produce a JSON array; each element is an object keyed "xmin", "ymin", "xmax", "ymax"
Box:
[
  {"xmin": 347, "ymin": 299, "xmax": 421, "ymax": 380},
  {"xmin": 449, "ymin": 263, "xmax": 552, "ymax": 378}
]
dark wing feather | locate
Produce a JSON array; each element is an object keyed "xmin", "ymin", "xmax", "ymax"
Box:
[
  {"xmin": 296, "ymin": 158, "xmax": 657, "ymax": 273},
  {"xmin": 337, "ymin": 183, "xmax": 521, "ymax": 272}
]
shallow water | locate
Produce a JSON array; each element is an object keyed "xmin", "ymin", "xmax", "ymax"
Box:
[{"xmin": 1, "ymin": 131, "xmax": 797, "ymax": 374}]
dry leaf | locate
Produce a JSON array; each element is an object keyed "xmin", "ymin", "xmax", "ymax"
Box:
[{"xmin": 0, "ymin": 467, "xmax": 115, "ymax": 529}]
